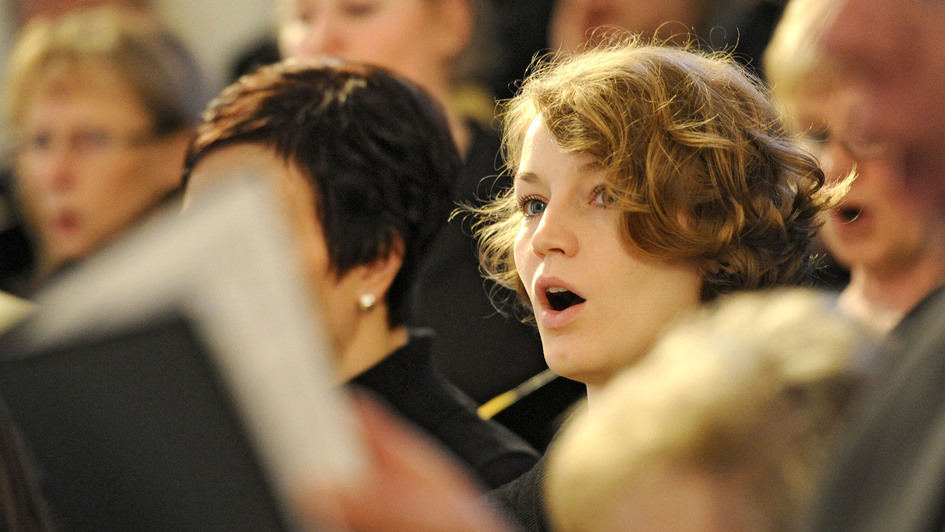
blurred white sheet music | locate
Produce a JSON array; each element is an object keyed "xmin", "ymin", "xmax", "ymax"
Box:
[{"xmin": 4, "ymin": 175, "xmax": 363, "ymax": 531}]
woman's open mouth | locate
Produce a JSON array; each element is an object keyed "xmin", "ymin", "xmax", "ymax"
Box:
[
  {"xmin": 546, "ymin": 287, "xmax": 586, "ymax": 311},
  {"xmin": 53, "ymin": 210, "xmax": 80, "ymax": 233},
  {"xmin": 837, "ymin": 206, "xmax": 862, "ymax": 223},
  {"xmin": 533, "ymin": 277, "xmax": 588, "ymax": 329}
]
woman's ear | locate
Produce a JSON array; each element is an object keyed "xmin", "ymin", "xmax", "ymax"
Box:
[{"xmin": 357, "ymin": 234, "xmax": 406, "ymax": 304}]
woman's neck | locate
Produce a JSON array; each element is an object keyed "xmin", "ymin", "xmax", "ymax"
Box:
[{"xmin": 336, "ymin": 312, "xmax": 409, "ymax": 381}]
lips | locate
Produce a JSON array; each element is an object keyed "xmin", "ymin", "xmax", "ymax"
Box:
[
  {"xmin": 534, "ymin": 276, "xmax": 586, "ymax": 329},
  {"xmin": 828, "ymin": 200, "xmax": 876, "ymax": 243},
  {"xmin": 53, "ymin": 210, "xmax": 80, "ymax": 233},
  {"xmin": 835, "ymin": 204, "xmax": 863, "ymax": 224}
]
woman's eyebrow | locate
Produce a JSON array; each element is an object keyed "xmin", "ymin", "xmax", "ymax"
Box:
[{"xmin": 513, "ymin": 171, "xmax": 539, "ymax": 187}]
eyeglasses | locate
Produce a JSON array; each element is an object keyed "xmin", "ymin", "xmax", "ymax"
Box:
[{"xmin": 13, "ymin": 128, "xmax": 159, "ymax": 160}]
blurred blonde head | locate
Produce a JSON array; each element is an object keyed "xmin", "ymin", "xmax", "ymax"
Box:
[
  {"xmin": 766, "ymin": 0, "xmax": 945, "ymax": 335},
  {"xmin": 545, "ymin": 288, "xmax": 875, "ymax": 532}
]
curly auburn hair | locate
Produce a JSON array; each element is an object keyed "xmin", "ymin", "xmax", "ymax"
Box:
[{"xmin": 474, "ymin": 36, "xmax": 845, "ymax": 306}]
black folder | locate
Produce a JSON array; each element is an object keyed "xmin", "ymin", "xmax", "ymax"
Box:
[{"xmin": 0, "ymin": 176, "xmax": 362, "ymax": 531}]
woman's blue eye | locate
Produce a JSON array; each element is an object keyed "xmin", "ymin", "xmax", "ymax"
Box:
[
  {"xmin": 592, "ymin": 185, "xmax": 611, "ymax": 206},
  {"xmin": 521, "ymin": 197, "xmax": 547, "ymax": 217}
]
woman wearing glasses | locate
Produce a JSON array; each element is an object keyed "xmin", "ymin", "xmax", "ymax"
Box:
[{"xmin": 2, "ymin": 7, "xmax": 206, "ymax": 287}]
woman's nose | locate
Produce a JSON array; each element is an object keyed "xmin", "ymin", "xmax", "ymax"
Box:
[{"xmin": 529, "ymin": 203, "xmax": 578, "ymax": 258}]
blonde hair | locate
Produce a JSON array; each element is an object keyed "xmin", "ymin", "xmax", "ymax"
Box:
[
  {"xmin": 763, "ymin": 0, "xmax": 844, "ymax": 129},
  {"xmin": 474, "ymin": 37, "xmax": 844, "ymax": 308},
  {"xmin": 545, "ymin": 288, "xmax": 875, "ymax": 532},
  {"xmin": 2, "ymin": 7, "xmax": 206, "ymax": 143}
]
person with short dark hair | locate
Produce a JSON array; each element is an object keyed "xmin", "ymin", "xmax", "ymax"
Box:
[
  {"xmin": 183, "ymin": 59, "xmax": 540, "ymax": 490},
  {"xmin": 277, "ymin": 1, "xmax": 561, "ymax": 421}
]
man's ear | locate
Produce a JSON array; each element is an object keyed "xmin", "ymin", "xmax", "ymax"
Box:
[{"xmin": 358, "ymin": 234, "xmax": 406, "ymax": 302}]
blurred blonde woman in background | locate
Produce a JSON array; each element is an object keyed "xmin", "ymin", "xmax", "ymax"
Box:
[
  {"xmin": 2, "ymin": 7, "xmax": 206, "ymax": 290},
  {"xmin": 764, "ymin": 0, "xmax": 945, "ymax": 334}
]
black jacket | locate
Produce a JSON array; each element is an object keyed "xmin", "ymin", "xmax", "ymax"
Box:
[{"xmin": 349, "ymin": 330, "xmax": 540, "ymax": 489}]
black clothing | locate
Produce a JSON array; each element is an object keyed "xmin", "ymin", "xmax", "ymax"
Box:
[
  {"xmin": 719, "ymin": 0, "xmax": 786, "ymax": 80},
  {"xmin": 0, "ymin": 167, "xmax": 34, "ymax": 295},
  {"xmin": 803, "ymin": 284, "xmax": 945, "ymax": 531},
  {"xmin": 488, "ymin": 370, "xmax": 586, "ymax": 453},
  {"xmin": 487, "ymin": 1, "xmax": 556, "ymax": 101},
  {"xmin": 486, "ymin": 457, "xmax": 550, "ymax": 532},
  {"xmin": 349, "ymin": 330, "xmax": 540, "ymax": 490},
  {"xmin": 413, "ymin": 121, "xmax": 549, "ymax": 406}
]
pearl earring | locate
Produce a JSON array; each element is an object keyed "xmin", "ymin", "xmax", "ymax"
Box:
[{"xmin": 359, "ymin": 293, "xmax": 377, "ymax": 311}]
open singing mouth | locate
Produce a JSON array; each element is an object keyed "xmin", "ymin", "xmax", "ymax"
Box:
[
  {"xmin": 546, "ymin": 287, "xmax": 586, "ymax": 311},
  {"xmin": 837, "ymin": 206, "xmax": 862, "ymax": 223}
]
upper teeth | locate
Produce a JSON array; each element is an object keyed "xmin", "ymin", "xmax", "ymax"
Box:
[{"xmin": 548, "ymin": 287, "xmax": 568, "ymax": 293}]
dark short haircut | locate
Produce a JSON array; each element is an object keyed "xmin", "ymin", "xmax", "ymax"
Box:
[{"xmin": 184, "ymin": 59, "xmax": 460, "ymax": 327}]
